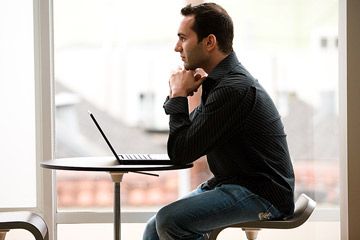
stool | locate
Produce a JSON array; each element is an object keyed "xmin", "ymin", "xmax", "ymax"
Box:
[
  {"xmin": 0, "ymin": 211, "xmax": 48, "ymax": 240},
  {"xmin": 207, "ymin": 193, "xmax": 316, "ymax": 240}
]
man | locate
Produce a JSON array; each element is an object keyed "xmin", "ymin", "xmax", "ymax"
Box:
[{"xmin": 143, "ymin": 3, "xmax": 295, "ymax": 240}]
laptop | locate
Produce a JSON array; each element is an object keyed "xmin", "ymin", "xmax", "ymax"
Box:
[{"xmin": 89, "ymin": 111, "xmax": 173, "ymax": 165}]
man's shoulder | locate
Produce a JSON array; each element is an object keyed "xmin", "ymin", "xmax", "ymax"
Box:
[{"xmin": 217, "ymin": 70, "xmax": 254, "ymax": 92}]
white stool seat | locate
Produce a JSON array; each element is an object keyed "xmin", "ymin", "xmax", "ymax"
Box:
[{"xmin": 207, "ymin": 193, "xmax": 316, "ymax": 240}]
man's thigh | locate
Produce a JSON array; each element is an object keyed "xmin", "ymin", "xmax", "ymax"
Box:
[{"xmin": 157, "ymin": 184, "xmax": 279, "ymax": 233}]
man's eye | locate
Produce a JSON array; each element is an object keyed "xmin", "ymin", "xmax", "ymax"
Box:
[{"xmin": 180, "ymin": 37, "xmax": 185, "ymax": 42}]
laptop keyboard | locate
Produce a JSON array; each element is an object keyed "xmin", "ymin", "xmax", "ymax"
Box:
[
  {"xmin": 117, "ymin": 154, "xmax": 170, "ymax": 161},
  {"xmin": 118, "ymin": 154, "xmax": 152, "ymax": 160}
]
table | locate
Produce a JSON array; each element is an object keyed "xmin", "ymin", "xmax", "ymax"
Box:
[{"xmin": 40, "ymin": 156, "xmax": 193, "ymax": 240}]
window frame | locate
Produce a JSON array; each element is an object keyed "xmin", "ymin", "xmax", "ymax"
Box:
[
  {"xmin": 339, "ymin": 0, "xmax": 360, "ymax": 239},
  {"xmin": 33, "ymin": 0, "xmax": 56, "ymax": 238},
  {"xmin": 0, "ymin": 0, "xmax": 54, "ymax": 236}
]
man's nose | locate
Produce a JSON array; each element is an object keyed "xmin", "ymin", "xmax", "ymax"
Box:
[{"xmin": 174, "ymin": 43, "xmax": 182, "ymax": 52}]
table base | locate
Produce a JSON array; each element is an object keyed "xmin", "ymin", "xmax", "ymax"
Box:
[{"xmin": 110, "ymin": 172, "xmax": 126, "ymax": 240}]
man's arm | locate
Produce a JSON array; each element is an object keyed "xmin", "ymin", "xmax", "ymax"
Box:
[{"xmin": 164, "ymin": 86, "xmax": 249, "ymax": 165}]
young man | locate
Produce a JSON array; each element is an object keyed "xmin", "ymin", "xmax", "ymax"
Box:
[{"xmin": 143, "ymin": 3, "xmax": 295, "ymax": 240}]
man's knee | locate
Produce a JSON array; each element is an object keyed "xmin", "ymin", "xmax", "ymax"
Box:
[
  {"xmin": 143, "ymin": 216, "xmax": 159, "ymax": 240},
  {"xmin": 143, "ymin": 206, "xmax": 184, "ymax": 240},
  {"xmin": 155, "ymin": 205, "xmax": 176, "ymax": 232},
  {"xmin": 156, "ymin": 204, "xmax": 201, "ymax": 239}
]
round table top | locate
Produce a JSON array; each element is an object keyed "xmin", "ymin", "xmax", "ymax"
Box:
[{"xmin": 40, "ymin": 156, "xmax": 193, "ymax": 172}]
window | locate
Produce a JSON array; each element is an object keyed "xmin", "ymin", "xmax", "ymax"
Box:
[
  {"xmin": 54, "ymin": 0, "xmax": 189, "ymax": 213},
  {"xmin": 53, "ymin": 0, "xmax": 340, "ymax": 239}
]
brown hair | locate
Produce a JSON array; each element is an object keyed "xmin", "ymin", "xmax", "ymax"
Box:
[{"xmin": 181, "ymin": 2, "xmax": 234, "ymax": 54}]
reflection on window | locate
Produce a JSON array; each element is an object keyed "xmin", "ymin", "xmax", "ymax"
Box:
[{"xmin": 54, "ymin": 0, "xmax": 339, "ymax": 211}]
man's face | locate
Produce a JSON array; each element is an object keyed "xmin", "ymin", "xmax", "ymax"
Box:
[{"xmin": 175, "ymin": 16, "xmax": 207, "ymax": 70}]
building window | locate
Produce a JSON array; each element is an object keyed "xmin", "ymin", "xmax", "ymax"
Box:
[{"xmin": 321, "ymin": 37, "xmax": 328, "ymax": 48}]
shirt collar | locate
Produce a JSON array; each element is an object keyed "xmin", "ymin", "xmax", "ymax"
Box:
[
  {"xmin": 206, "ymin": 51, "xmax": 240, "ymax": 81},
  {"xmin": 202, "ymin": 51, "xmax": 239, "ymax": 101}
]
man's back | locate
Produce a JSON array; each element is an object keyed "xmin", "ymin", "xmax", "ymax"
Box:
[{"xmin": 193, "ymin": 52, "xmax": 295, "ymax": 215}]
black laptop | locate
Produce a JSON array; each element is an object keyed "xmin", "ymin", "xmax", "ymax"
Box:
[{"xmin": 89, "ymin": 111, "xmax": 173, "ymax": 165}]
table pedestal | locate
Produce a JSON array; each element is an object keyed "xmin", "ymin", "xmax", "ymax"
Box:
[{"xmin": 110, "ymin": 172, "xmax": 126, "ymax": 240}]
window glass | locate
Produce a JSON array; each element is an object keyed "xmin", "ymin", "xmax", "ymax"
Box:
[
  {"xmin": 0, "ymin": 0, "xmax": 36, "ymax": 208},
  {"xmin": 54, "ymin": 0, "xmax": 339, "ymax": 214},
  {"xmin": 54, "ymin": 0, "xmax": 187, "ymax": 211}
]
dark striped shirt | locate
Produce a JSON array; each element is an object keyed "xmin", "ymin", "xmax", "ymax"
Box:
[{"xmin": 163, "ymin": 52, "xmax": 295, "ymax": 216}]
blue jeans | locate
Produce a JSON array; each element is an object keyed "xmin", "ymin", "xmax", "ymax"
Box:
[{"xmin": 142, "ymin": 183, "xmax": 282, "ymax": 240}]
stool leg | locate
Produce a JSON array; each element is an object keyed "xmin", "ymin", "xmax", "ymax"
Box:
[
  {"xmin": 243, "ymin": 229, "xmax": 260, "ymax": 240},
  {"xmin": 0, "ymin": 230, "xmax": 9, "ymax": 240}
]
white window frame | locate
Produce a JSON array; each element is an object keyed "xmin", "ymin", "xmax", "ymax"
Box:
[
  {"xmin": 34, "ymin": 0, "xmax": 56, "ymax": 239},
  {"xmin": 0, "ymin": 0, "xmax": 54, "ymax": 238},
  {"xmin": 339, "ymin": 0, "xmax": 360, "ymax": 239}
]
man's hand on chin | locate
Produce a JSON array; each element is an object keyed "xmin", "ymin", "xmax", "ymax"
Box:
[{"xmin": 169, "ymin": 68, "xmax": 207, "ymax": 98}]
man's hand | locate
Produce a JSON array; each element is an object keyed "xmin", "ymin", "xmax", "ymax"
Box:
[{"xmin": 169, "ymin": 68, "xmax": 207, "ymax": 98}]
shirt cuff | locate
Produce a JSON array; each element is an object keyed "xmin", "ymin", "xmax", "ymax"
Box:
[{"xmin": 163, "ymin": 96, "xmax": 189, "ymax": 115}]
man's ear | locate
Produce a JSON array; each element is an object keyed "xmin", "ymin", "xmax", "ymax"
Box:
[{"xmin": 204, "ymin": 34, "xmax": 217, "ymax": 51}]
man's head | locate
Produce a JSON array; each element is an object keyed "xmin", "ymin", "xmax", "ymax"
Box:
[
  {"xmin": 175, "ymin": 3, "xmax": 234, "ymax": 71},
  {"xmin": 181, "ymin": 3, "xmax": 234, "ymax": 54}
]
